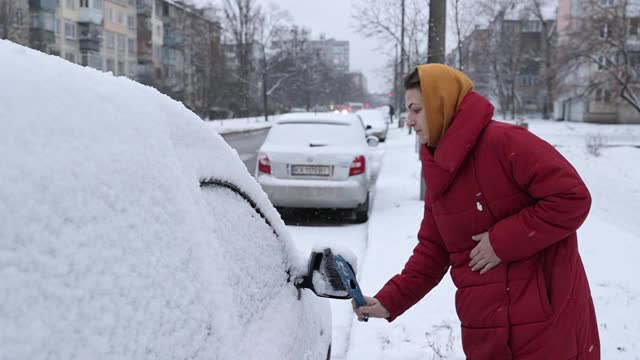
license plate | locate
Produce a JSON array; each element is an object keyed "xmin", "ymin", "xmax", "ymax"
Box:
[{"xmin": 291, "ymin": 165, "xmax": 330, "ymax": 176}]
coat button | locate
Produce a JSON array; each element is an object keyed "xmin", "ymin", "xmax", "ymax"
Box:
[{"xmin": 476, "ymin": 201, "xmax": 483, "ymax": 211}]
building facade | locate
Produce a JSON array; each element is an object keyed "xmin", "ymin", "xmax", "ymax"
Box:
[
  {"xmin": 102, "ymin": 0, "xmax": 136, "ymax": 76},
  {"xmin": 309, "ymin": 35, "xmax": 350, "ymax": 73},
  {"xmin": 555, "ymin": 0, "xmax": 640, "ymax": 123}
]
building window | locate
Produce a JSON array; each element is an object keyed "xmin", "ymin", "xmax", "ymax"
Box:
[
  {"xmin": 630, "ymin": 18, "xmax": 639, "ymax": 36},
  {"xmin": 15, "ymin": 9, "xmax": 24, "ymax": 26},
  {"xmin": 600, "ymin": 23, "xmax": 609, "ymax": 39},
  {"xmin": 118, "ymin": 11, "xmax": 125, "ymax": 24},
  {"xmin": 595, "ymin": 89, "xmax": 612, "ymax": 103},
  {"xmin": 523, "ymin": 21, "xmax": 542, "ymax": 32},
  {"xmin": 128, "ymin": 15, "xmax": 136, "ymax": 30},
  {"xmin": 105, "ymin": 31, "xmax": 115, "ymax": 48},
  {"xmin": 630, "ymin": 52, "xmax": 640, "ymax": 67},
  {"xmin": 107, "ymin": 8, "xmax": 113, "ymax": 23},
  {"xmin": 600, "ymin": 0, "xmax": 614, "ymax": 6},
  {"xmin": 94, "ymin": 0, "xmax": 103, "ymax": 9},
  {"xmin": 128, "ymin": 61, "xmax": 136, "ymax": 76},
  {"xmin": 118, "ymin": 61, "xmax": 125, "ymax": 76},
  {"xmin": 595, "ymin": 89, "xmax": 603, "ymax": 102},
  {"xmin": 128, "ymin": 38, "xmax": 136, "ymax": 55},
  {"xmin": 55, "ymin": 18, "xmax": 61, "ymax": 36},
  {"xmin": 80, "ymin": 0, "xmax": 89, "ymax": 7},
  {"xmin": 65, "ymin": 52, "xmax": 76, "ymax": 63},
  {"xmin": 106, "ymin": 58, "xmax": 115, "ymax": 73},
  {"xmin": 117, "ymin": 34, "xmax": 125, "ymax": 52},
  {"xmin": 65, "ymin": 21, "xmax": 77, "ymax": 40}
]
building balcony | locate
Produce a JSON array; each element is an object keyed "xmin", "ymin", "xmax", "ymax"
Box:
[
  {"xmin": 78, "ymin": 23, "xmax": 102, "ymax": 52},
  {"xmin": 30, "ymin": 28, "xmax": 55, "ymax": 47},
  {"xmin": 78, "ymin": 7, "xmax": 103, "ymax": 25},
  {"xmin": 29, "ymin": 0, "xmax": 58, "ymax": 11},
  {"xmin": 163, "ymin": 34, "xmax": 184, "ymax": 48},
  {"xmin": 137, "ymin": 0, "xmax": 153, "ymax": 17}
]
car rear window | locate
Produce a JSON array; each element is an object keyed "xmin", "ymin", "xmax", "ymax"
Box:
[{"xmin": 266, "ymin": 122, "xmax": 364, "ymax": 146}]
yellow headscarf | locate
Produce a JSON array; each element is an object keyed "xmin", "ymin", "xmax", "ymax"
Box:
[{"xmin": 416, "ymin": 64, "xmax": 474, "ymax": 146}]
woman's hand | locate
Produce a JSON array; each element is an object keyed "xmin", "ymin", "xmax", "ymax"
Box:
[
  {"xmin": 469, "ymin": 232, "xmax": 502, "ymax": 274},
  {"xmin": 352, "ymin": 296, "xmax": 390, "ymax": 322}
]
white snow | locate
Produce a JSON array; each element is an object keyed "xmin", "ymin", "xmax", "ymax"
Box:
[{"xmin": 0, "ymin": 40, "xmax": 330, "ymax": 360}]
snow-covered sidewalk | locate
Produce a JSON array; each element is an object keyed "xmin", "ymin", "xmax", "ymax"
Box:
[{"xmin": 345, "ymin": 120, "xmax": 640, "ymax": 359}]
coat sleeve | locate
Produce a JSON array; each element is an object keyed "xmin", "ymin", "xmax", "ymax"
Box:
[
  {"xmin": 489, "ymin": 126, "xmax": 591, "ymax": 263},
  {"xmin": 375, "ymin": 200, "xmax": 450, "ymax": 322}
]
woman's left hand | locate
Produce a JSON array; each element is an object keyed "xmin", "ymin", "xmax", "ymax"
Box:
[{"xmin": 469, "ymin": 232, "xmax": 502, "ymax": 274}]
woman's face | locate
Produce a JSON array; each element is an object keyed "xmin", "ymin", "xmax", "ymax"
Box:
[{"xmin": 405, "ymin": 88, "xmax": 429, "ymax": 144}]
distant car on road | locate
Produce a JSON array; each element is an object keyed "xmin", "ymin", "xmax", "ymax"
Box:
[
  {"xmin": 357, "ymin": 108, "xmax": 389, "ymax": 142},
  {"xmin": 1, "ymin": 40, "xmax": 349, "ymax": 360},
  {"xmin": 256, "ymin": 112, "xmax": 379, "ymax": 223}
]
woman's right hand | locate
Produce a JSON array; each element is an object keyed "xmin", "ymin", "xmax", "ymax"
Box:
[{"xmin": 352, "ymin": 296, "xmax": 390, "ymax": 321}]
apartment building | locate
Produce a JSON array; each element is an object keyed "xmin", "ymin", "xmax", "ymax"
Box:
[
  {"xmin": 102, "ymin": 0, "xmax": 136, "ymax": 77},
  {"xmin": 309, "ymin": 35, "xmax": 350, "ymax": 73},
  {"xmin": 56, "ymin": 0, "xmax": 80, "ymax": 64},
  {"xmin": 555, "ymin": 0, "xmax": 640, "ymax": 123},
  {"xmin": 29, "ymin": 0, "xmax": 58, "ymax": 53}
]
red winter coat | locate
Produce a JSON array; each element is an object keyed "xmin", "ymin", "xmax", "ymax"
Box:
[{"xmin": 375, "ymin": 92, "xmax": 600, "ymax": 359}]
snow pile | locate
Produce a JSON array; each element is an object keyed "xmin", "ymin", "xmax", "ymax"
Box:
[{"xmin": 0, "ymin": 40, "xmax": 328, "ymax": 359}]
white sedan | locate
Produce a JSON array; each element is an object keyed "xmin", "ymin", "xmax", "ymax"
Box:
[
  {"xmin": 0, "ymin": 40, "xmax": 350, "ymax": 360},
  {"xmin": 256, "ymin": 113, "xmax": 378, "ymax": 223}
]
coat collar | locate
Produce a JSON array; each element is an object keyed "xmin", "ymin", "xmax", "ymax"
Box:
[{"xmin": 420, "ymin": 92, "xmax": 494, "ymax": 201}]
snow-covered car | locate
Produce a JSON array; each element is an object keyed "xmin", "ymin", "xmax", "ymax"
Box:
[
  {"xmin": 255, "ymin": 112, "xmax": 378, "ymax": 223},
  {"xmin": 0, "ymin": 40, "xmax": 350, "ymax": 360},
  {"xmin": 357, "ymin": 108, "xmax": 389, "ymax": 142}
]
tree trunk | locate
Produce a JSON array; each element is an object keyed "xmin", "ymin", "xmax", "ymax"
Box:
[{"xmin": 421, "ymin": 0, "xmax": 447, "ymax": 200}]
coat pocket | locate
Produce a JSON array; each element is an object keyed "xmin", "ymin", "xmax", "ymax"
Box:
[
  {"xmin": 508, "ymin": 261, "xmax": 554, "ymax": 324},
  {"xmin": 461, "ymin": 325, "xmax": 512, "ymax": 360}
]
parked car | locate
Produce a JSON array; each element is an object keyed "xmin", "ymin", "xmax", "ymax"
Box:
[
  {"xmin": 357, "ymin": 108, "xmax": 389, "ymax": 142},
  {"xmin": 0, "ymin": 40, "xmax": 350, "ymax": 360},
  {"xmin": 256, "ymin": 112, "xmax": 379, "ymax": 223}
]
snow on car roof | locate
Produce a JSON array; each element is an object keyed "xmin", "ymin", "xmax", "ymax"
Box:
[{"xmin": 277, "ymin": 112, "xmax": 358, "ymax": 125}]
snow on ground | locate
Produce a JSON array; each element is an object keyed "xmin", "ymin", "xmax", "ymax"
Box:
[{"xmin": 206, "ymin": 116, "xmax": 273, "ymax": 135}]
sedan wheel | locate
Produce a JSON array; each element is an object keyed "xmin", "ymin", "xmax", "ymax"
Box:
[{"xmin": 354, "ymin": 193, "xmax": 369, "ymax": 223}]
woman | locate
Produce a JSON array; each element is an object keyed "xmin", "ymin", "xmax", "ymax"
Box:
[{"xmin": 354, "ymin": 64, "xmax": 600, "ymax": 359}]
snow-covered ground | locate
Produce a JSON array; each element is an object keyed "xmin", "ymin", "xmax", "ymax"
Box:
[
  {"xmin": 206, "ymin": 116, "xmax": 273, "ymax": 134},
  {"xmin": 288, "ymin": 120, "xmax": 640, "ymax": 359}
]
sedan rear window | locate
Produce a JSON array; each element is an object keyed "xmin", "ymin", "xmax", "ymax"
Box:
[{"xmin": 266, "ymin": 122, "xmax": 364, "ymax": 146}]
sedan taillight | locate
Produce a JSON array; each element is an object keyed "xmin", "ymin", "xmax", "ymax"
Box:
[
  {"xmin": 349, "ymin": 155, "xmax": 366, "ymax": 176},
  {"xmin": 258, "ymin": 153, "xmax": 271, "ymax": 174}
]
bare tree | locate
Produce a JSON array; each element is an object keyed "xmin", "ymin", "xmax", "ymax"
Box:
[
  {"xmin": 558, "ymin": 0, "xmax": 640, "ymax": 115},
  {"xmin": 0, "ymin": 0, "xmax": 16, "ymax": 40},
  {"xmin": 448, "ymin": 0, "xmax": 484, "ymax": 70},
  {"xmin": 528, "ymin": 0, "xmax": 557, "ymax": 119},
  {"xmin": 352, "ymin": 0, "xmax": 429, "ymax": 98},
  {"xmin": 254, "ymin": 3, "xmax": 292, "ymax": 120},
  {"xmin": 222, "ymin": 0, "xmax": 263, "ymax": 116}
]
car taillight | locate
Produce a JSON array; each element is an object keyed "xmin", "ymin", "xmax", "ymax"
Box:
[
  {"xmin": 258, "ymin": 153, "xmax": 271, "ymax": 174},
  {"xmin": 349, "ymin": 155, "xmax": 366, "ymax": 176}
]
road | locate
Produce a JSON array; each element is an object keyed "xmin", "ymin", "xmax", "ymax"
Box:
[
  {"xmin": 222, "ymin": 128, "xmax": 385, "ymax": 359},
  {"xmin": 221, "ymin": 128, "xmax": 270, "ymax": 175}
]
